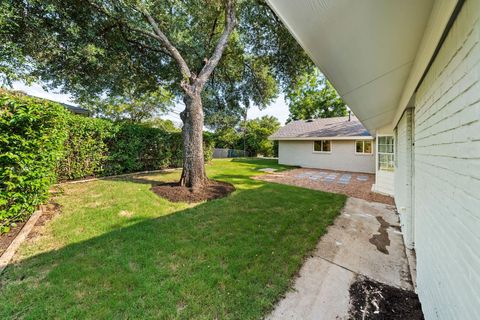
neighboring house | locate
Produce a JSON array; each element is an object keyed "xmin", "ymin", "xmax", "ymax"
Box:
[
  {"xmin": 20, "ymin": 91, "xmax": 91, "ymax": 116},
  {"xmin": 61, "ymin": 103, "xmax": 90, "ymax": 116},
  {"xmin": 270, "ymin": 115, "xmax": 375, "ymax": 174},
  {"xmin": 267, "ymin": 0, "xmax": 479, "ymax": 319}
]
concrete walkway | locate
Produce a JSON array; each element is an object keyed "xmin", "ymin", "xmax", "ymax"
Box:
[{"xmin": 267, "ymin": 197, "xmax": 412, "ymax": 320}]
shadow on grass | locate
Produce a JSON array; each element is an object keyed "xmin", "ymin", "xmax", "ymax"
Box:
[
  {"xmin": 0, "ymin": 178, "xmax": 345, "ymax": 319},
  {"xmin": 230, "ymin": 158, "xmax": 296, "ymax": 172},
  {"xmin": 106, "ymin": 175, "xmax": 166, "ymax": 186}
]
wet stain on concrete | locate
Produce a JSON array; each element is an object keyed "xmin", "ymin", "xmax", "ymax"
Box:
[{"xmin": 369, "ymin": 216, "xmax": 390, "ymax": 254}]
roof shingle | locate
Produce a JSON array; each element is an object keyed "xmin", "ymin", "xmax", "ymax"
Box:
[{"xmin": 270, "ymin": 116, "xmax": 371, "ymax": 140}]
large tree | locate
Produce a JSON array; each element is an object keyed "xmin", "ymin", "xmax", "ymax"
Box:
[
  {"xmin": 286, "ymin": 69, "xmax": 347, "ymax": 122},
  {"xmin": 2, "ymin": 0, "xmax": 312, "ymax": 189}
]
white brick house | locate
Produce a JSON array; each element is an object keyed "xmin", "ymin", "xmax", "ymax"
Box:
[{"xmin": 267, "ymin": 0, "xmax": 480, "ymax": 319}]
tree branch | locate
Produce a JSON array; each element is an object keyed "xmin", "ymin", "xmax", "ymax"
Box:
[
  {"xmin": 84, "ymin": 0, "xmax": 162, "ymax": 43},
  {"xmin": 197, "ymin": 0, "xmax": 237, "ymax": 86},
  {"xmin": 139, "ymin": 7, "xmax": 192, "ymax": 82}
]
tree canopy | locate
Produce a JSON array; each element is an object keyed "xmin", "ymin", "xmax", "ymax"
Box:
[
  {"xmin": 2, "ymin": 0, "xmax": 311, "ymax": 113},
  {"xmin": 81, "ymin": 87, "xmax": 174, "ymax": 122},
  {"xmin": 243, "ymin": 115, "xmax": 279, "ymax": 156},
  {"xmin": 286, "ymin": 69, "xmax": 347, "ymax": 122},
  {"xmin": 1, "ymin": 0, "xmax": 314, "ymax": 188}
]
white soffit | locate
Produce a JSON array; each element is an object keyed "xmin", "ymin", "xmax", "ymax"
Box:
[{"xmin": 266, "ymin": 0, "xmax": 440, "ymax": 134}]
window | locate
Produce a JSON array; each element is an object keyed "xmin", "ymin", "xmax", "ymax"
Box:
[
  {"xmin": 355, "ymin": 140, "xmax": 372, "ymax": 154},
  {"xmin": 313, "ymin": 140, "xmax": 331, "ymax": 152},
  {"xmin": 378, "ymin": 136, "xmax": 394, "ymax": 171}
]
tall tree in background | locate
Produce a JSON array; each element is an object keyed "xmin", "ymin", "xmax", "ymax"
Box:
[
  {"xmin": 286, "ymin": 69, "xmax": 347, "ymax": 122},
  {"xmin": 242, "ymin": 115, "xmax": 279, "ymax": 156},
  {"xmin": 2, "ymin": 0, "xmax": 312, "ymax": 190},
  {"xmin": 212, "ymin": 115, "xmax": 279, "ymax": 156}
]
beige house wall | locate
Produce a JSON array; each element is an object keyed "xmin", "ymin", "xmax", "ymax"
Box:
[{"xmin": 278, "ymin": 140, "xmax": 375, "ymax": 173}]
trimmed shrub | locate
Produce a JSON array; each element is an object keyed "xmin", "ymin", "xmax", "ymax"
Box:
[
  {"xmin": 1, "ymin": 90, "xmax": 215, "ymax": 232},
  {"xmin": 105, "ymin": 123, "xmax": 174, "ymax": 175},
  {"xmin": 57, "ymin": 116, "xmax": 116, "ymax": 180},
  {"xmin": 0, "ymin": 91, "xmax": 68, "ymax": 232}
]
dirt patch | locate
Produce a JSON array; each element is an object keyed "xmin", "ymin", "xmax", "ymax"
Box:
[
  {"xmin": 369, "ymin": 216, "xmax": 391, "ymax": 255},
  {"xmin": 118, "ymin": 210, "xmax": 134, "ymax": 218},
  {"xmin": 151, "ymin": 180, "xmax": 235, "ymax": 203},
  {"xmin": 27, "ymin": 202, "xmax": 62, "ymax": 240},
  {"xmin": 0, "ymin": 222, "xmax": 26, "ymax": 256},
  {"xmin": 348, "ymin": 276, "xmax": 424, "ymax": 320},
  {"xmin": 256, "ymin": 168, "xmax": 394, "ymax": 205},
  {"xmin": 0, "ymin": 202, "xmax": 61, "ymax": 256}
]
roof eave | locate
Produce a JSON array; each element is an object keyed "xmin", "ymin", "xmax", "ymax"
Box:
[
  {"xmin": 266, "ymin": 0, "xmax": 457, "ymax": 133},
  {"xmin": 269, "ymin": 136, "xmax": 374, "ymax": 141}
]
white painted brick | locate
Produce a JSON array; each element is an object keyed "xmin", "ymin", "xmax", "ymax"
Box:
[
  {"xmin": 413, "ymin": 1, "xmax": 480, "ymax": 319},
  {"xmin": 394, "ymin": 109, "xmax": 414, "ymax": 248}
]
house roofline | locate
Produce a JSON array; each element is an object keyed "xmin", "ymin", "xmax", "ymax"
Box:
[
  {"xmin": 269, "ymin": 136, "xmax": 374, "ymax": 141},
  {"xmin": 391, "ymin": 0, "xmax": 461, "ymax": 129}
]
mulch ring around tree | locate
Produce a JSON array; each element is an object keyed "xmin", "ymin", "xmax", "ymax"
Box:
[
  {"xmin": 151, "ymin": 180, "xmax": 235, "ymax": 203},
  {"xmin": 348, "ymin": 276, "xmax": 424, "ymax": 320}
]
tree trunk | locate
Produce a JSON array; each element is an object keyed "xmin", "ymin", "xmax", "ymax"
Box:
[{"xmin": 179, "ymin": 93, "xmax": 208, "ymax": 190}]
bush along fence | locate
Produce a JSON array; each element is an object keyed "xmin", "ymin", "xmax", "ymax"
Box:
[{"xmin": 0, "ymin": 90, "xmax": 213, "ymax": 233}]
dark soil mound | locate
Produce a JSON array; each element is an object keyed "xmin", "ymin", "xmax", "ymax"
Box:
[
  {"xmin": 349, "ymin": 276, "xmax": 424, "ymax": 320},
  {"xmin": 151, "ymin": 180, "xmax": 235, "ymax": 203}
]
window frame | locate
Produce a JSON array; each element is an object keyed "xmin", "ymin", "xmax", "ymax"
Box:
[
  {"xmin": 376, "ymin": 135, "xmax": 395, "ymax": 171},
  {"xmin": 312, "ymin": 140, "xmax": 332, "ymax": 153},
  {"xmin": 355, "ymin": 140, "xmax": 373, "ymax": 155}
]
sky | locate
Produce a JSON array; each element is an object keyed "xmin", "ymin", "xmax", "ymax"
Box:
[{"xmin": 11, "ymin": 81, "xmax": 291, "ymax": 125}]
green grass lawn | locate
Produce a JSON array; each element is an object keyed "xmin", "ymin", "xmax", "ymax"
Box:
[{"xmin": 0, "ymin": 158, "xmax": 346, "ymax": 319}]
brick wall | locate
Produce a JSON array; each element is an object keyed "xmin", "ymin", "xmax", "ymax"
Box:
[
  {"xmin": 414, "ymin": 0, "xmax": 480, "ymax": 318},
  {"xmin": 394, "ymin": 109, "xmax": 414, "ymax": 249}
]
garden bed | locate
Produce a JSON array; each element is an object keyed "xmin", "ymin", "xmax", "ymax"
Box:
[{"xmin": 0, "ymin": 222, "xmax": 25, "ymax": 256}]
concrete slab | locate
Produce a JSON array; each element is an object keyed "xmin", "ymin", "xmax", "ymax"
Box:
[
  {"xmin": 267, "ymin": 197, "xmax": 413, "ymax": 319},
  {"xmin": 258, "ymin": 168, "xmax": 278, "ymax": 172},
  {"xmin": 315, "ymin": 198, "xmax": 411, "ymax": 290},
  {"xmin": 356, "ymin": 175, "xmax": 369, "ymax": 181},
  {"xmin": 267, "ymin": 257, "xmax": 354, "ymax": 320},
  {"xmin": 338, "ymin": 174, "xmax": 352, "ymax": 184}
]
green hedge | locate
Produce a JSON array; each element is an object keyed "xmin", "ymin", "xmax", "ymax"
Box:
[
  {"xmin": 57, "ymin": 122, "xmax": 213, "ymax": 180},
  {"xmin": 57, "ymin": 116, "xmax": 116, "ymax": 180},
  {"xmin": 0, "ymin": 91, "xmax": 214, "ymax": 232},
  {"xmin": 0, "ymin": 92, "xmax": 68, "ymax": 232},
  {"xmin": 105, "ymin": 123, "xmax": 176, "ymax": 176}
]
